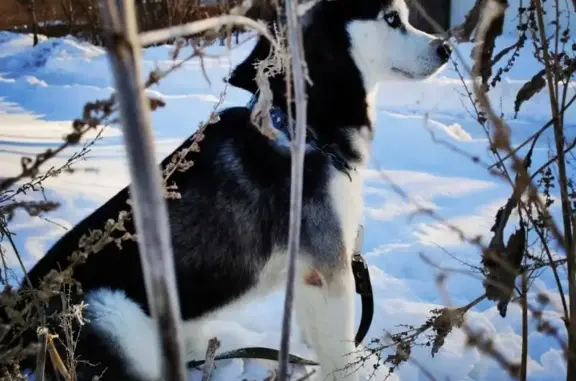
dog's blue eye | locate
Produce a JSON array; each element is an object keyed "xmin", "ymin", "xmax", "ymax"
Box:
[{"xmin": 384, "ymin": 11, "xmax": 402, "ymax": 29}]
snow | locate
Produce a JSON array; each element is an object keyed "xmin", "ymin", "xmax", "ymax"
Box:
[{"xmin": 0, "ymin": 30, "xmax": 574, "ymax": 381}]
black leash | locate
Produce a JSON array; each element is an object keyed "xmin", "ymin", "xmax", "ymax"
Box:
[
  {"xmin": 351, "ymin": 226, "xmax": 374, "ymax": 347},
  {"xmin": 188, "ymin": 347, "xmax": 320, "ymax": 368},
  {"xmin": 186, "ymin": 97, "xmax": 375, "ymax": 369}
]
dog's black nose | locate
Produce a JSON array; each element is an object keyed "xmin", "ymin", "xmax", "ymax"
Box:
[{"xmin": 436, "ymin": 41, "xmax": 452, "ymax": 63}]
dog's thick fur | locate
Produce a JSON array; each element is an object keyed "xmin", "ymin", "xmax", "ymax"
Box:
[{"xmin": 11, "ymin": 0, "xmax": 451, "ymax": 380}]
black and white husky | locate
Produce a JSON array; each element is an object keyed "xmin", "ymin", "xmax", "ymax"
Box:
[{"xmin": 15, "ymin": 0, "xmax": 451, "ymax": 380}]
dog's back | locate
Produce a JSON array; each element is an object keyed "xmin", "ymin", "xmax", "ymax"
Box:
[{"xmin": 16, "ymin": 105, "xmax": 340, "ymax": 381}]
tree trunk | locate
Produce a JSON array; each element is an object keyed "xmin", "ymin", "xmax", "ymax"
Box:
[{"xmin": 30, "ymin": 0, "xmax": 39, "ymax": 46}]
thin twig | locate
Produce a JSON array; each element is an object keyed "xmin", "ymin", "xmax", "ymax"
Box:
[
  {"xmin": 201, "ymin": 338, "xmax": 221, "ymax": 381},
  {"xmin": 530, "ymin": 138, "xmax": 576, "ymax": 181},
  {"xmin": 139, "ymin": 15, "xmax": 278, "ymax": 49},
  {"xmin": 487, "ymin": 94, "xmax": 576, "ymax": 170},
  {"xmin": 0, "ymin": 124, "xmax": 105, "ymax": 195},
  {"xmin": 520, "ymin": 273, "xmax": 528, "ymax": 381}
]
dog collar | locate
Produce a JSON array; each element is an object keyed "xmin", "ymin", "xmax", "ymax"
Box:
[{"xmin": 245, "ymin": 93, "xmax": 354, "ymax": 175}]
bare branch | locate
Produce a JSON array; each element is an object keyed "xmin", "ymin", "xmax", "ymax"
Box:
[{"xmin": 139, "ymin": 15, "xmax": 277, "ymax": 48}]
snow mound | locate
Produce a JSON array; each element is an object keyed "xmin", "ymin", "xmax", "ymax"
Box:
[{"xmin": 0, "ymin": 34, "xmax": 104, "ymax": 73}]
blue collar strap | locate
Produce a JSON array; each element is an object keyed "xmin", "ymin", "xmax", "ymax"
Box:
[
  {"xmin": 245, "ymin": 93, "xmax": 354, "ymax": 175},
  {"xmin": 246, "ymin": 93, "xmax": 291, "ymax": 144}
]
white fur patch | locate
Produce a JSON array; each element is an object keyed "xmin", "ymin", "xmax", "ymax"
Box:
[
  {"xmin": 86, "ymin": 289, "xmax": 162, "ymax": 381},
  {"xmin": 86, "ymin": 289, "xmax": 216, "ymax": 379},
  {"xmin": 365, "ymin": 87, "xmax": 379, "ymax": 127},
  {"xmin": 346, "ymin": 0, "xmax": 446, "ymax": 84},
  {"xmin": 294, "ymin": 263, "xmax": 358, "ymax": 381},
  {"xmin": 329, "ymin": 167, "xmax": 364, "ymax": 259}
]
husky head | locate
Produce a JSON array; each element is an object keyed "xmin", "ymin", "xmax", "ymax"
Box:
[
  {"xmin": 343, "ymin": 0, "xmax": 452, "ymax": 81},
  {"xmin": 229, "ymin": 0, "xmax": 451, "ymax": 98}
]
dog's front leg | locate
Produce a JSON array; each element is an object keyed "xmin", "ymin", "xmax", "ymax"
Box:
[{"xmin": 295, "ymin": 266, "xmax": 358, "ymax": 381}]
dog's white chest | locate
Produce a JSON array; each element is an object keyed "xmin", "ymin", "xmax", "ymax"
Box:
[{"xmin": 328, "ymin": 168, "xmax": 364, "ymax": 257}]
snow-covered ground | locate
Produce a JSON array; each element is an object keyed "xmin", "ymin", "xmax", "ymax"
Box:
[{"xmin": 0, "ymin": 30, "xmax": 574, "ymax": 381}]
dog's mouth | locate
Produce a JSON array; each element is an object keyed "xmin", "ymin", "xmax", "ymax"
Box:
[{"xmin": 390, "ymin": 68, "xmax": 415, "ymax": 79}]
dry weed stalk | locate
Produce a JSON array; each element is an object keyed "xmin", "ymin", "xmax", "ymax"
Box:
[
  {"xmin": 447, "ymin": 0, "xmax": 574, "ymax": 321},
  {"xmin": 276, "ymin": 0, "xmax": 309, "ymax": 377},
  {"xmin": 0, "ymin": 109, "xmax": 110, "ymax": 200},
  {"xmin": 470, "ymin": 0, "xmax": 572, "ymax": 321},
  {"xmin": 250, "ymin": 23, "xmax": 286, "ymax": 139},
  {"xmin": 356, "ymin": 0, "xmax": 575, "ymax": 378},
  {"xmin": 457, "ymin": 0, "xmax": 574, "ymax": 378}
]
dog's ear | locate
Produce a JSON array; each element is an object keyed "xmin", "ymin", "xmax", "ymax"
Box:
[
  {"xmin": 243, "ymin": 0, "xmax": 277, "ymax": 21},
  {"xmin": 227, "ymin": 35, "xmax": 274, "ymax": 94},
  {"xmin": 227, "ymin": 0, "xmax": 320, "ymax": 95},
  {"xmin": 226, "ymin": 0, "xmax": 278, "ymax": 94}
]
